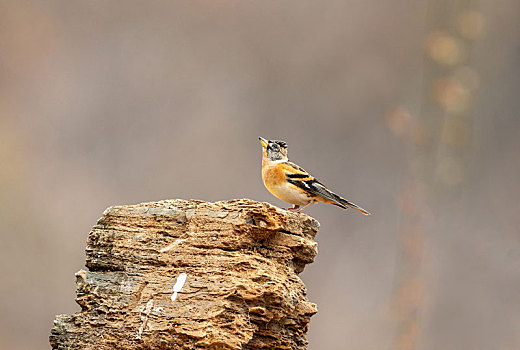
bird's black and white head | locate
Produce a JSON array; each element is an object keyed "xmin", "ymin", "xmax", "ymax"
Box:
[{"xmin": 259, "ymin": 137, "xmax": 288, "ymax": 162}]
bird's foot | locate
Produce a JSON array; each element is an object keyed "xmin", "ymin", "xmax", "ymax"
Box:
[{"xmin": 295, "ymin": 202, "xmax": 314, "ymax": 212}]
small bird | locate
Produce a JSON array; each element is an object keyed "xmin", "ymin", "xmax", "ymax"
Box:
[{"xmin": 259, "ymin": 137, "xmax": 371, "ymax": 215}]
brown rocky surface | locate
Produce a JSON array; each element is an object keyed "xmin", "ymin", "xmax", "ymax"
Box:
[{"xmin": 50, "ymin": 199, "xmax": 320, "ymax": 349}]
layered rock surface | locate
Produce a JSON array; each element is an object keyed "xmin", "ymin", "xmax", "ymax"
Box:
[{"xmin": 50, "ymin": 199, "xmax": 319, "ymax": 349}]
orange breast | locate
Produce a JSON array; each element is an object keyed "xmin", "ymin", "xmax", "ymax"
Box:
[
  {"xmin": 261, "ymin": 161, "xmax": 312, "ymax": 205},
  {"xmin": 262, "ymin": 163, "xmax": 286, "ymax": 188}
]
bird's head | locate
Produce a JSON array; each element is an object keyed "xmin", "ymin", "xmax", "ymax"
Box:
[{"xmin": 259, "ymin": 137, "xmax": 288, "ymax": 161}]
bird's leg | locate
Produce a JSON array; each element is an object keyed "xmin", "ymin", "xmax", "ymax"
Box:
[
  {"xmin": 287, "ymin": 205, "xmax": 300, "ymax": 211},
  {"xmin": 296, "ymin": 201, "xmax": 314, "ymax": 212}
]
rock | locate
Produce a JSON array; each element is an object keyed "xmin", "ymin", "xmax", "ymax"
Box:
[{"xmin": 50, "ymin": 199, "xmax": 319, "ymax": 349}]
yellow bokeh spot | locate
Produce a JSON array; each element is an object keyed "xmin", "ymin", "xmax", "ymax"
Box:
[
  {"xmin": 457, "ymin": 11, "xmax": 485, "ymax": 39},
  {"xmin": 426, "ymin": 32, "xmax": 463, "ymax": 66},
  {"xmin": 433, "ymin": 78, "xmax": 470, "ymax": 115},
  {"xmin": 385, "ymin": 106, "xmax": 412, "ymax": 137}
]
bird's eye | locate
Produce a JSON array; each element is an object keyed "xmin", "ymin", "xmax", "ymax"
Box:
[{"xmin": 272, "ymin": 144, "xmax": 279, "ymax": 151}]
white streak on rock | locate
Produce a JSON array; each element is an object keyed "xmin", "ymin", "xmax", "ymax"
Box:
[
  {"xmin": 136, "ymin": 298, "xmax": 154, "ymax": 340},
  {"xmin": 171, "ymin": 273, "xmax": 187, "ymax": 302},
  {"xmin": 159, "ymin": 238, "xmax": 188, "ymax": 253}
]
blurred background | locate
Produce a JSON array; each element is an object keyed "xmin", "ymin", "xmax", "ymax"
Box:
[{"xmin": 1, "ymin": 0, "xmax": 519, "ymax": 349}]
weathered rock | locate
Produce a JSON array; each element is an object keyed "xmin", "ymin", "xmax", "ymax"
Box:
[{"xmin": 50, "ymin": 199, "xmax": 319, "ymax": 349}]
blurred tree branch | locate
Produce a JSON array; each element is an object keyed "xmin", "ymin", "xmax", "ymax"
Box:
[{"xmin": 389, "ymin": 1, "xmax": 483, "ymax": 349}]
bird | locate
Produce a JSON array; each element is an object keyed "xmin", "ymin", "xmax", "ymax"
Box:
[{"xmin": 259, "ymin": 137, "xmax": 371, "ymax": 215}]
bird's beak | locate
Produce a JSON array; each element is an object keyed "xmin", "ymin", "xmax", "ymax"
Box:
[{"xmin": 259, "ymin": 137, "xmax": 268, "ymax": 149}]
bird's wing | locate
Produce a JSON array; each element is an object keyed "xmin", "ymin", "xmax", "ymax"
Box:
[
  {"xmin": 281, "ymin": 161, "xmax": 345, "ymax": 207},
  {"xmin": 280, "ymin": 161, "xmax": 309, "ymax": 176}
]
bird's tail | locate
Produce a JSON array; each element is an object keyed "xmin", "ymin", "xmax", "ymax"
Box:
[{"xmin": 333, "ymin": 196, "xmax": 371, "ymax": 215}]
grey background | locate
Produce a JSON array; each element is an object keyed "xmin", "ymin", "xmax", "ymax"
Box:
[{"xmin": 1, "ymin": 1, "xmax": 519, "ymax": 349}]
